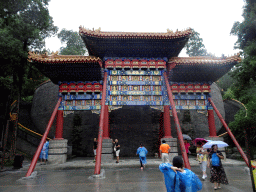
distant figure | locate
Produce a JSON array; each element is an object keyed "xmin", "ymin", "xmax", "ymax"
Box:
[
  {"xmin": 184, "ymin": 139, "xmax": 191, "ymax": 157},
  {"xmin": 136, "ymin": 143, "xmax": 148, "ymax": 170},
  {"xmin": 93, "ymin": 138, "xmax": 97, "ymax": 162},
  {"xmin": 40, "ymin": 140, "xmax": 49, "ymax": 165},
  {"xmin": 196, "ymin": 141, "xmax": 203, "ymax": 163},
  {"xmin": 112, "ymin": 139, "xmax": 120, "ymax": 163},
  {"xmin": 207, "ymin": 144, "xmax": 228, "ymax": 190},
  {"xmin": 197, "ymin": 141, "xmax": 209, "ymax": 180},
  {"xmin": 159, "ymin": 156, "xmax": 202, "ymax": 192},
  {"xmin": 159, "ymin": 140, "xmax": 170, "ymax": 163}
]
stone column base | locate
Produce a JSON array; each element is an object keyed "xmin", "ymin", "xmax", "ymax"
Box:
[
  {"xmin": 101, "ymin": 139, "xmax": 113, "ymax": 163},
  {"xmin": 161, "ymin": 138, "xmax": 178, "ymax": 162},
  {"xmin": 48, "ymin": 139, "xmax": 68, "ymax": 164},
  {"xmin": 205, "ymin": 136, "xmax": 226, "ymax": 160}
]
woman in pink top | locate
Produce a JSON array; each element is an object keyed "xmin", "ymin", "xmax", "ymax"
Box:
[{"xmin": 184, "ymin": 139, "xmax": 190, "ymax": 157}]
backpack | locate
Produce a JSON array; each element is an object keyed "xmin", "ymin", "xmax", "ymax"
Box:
[
  {"xmin": 211, "ymin": 153, "xmax": 220, "ymax": 166},
  {"xmin": 139, "ymin": 148, "xmax": 146, "ymax": 157}
]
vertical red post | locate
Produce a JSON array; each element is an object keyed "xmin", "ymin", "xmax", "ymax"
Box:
[
  {"xmin": 164, "ymin": 105, "xmax": 172, "ymax": 138},
  {"xmin": 208, "ymin": 98, "xmax": 249, "ymax": 167},
  {"xmin": 55, "ymin": 110, "xmax": 64, "ymax": 139},
  {"xmin": 164, "ymin": 72, "xmax": 191, "ymax": 169},
  {"xmin": 94, "ymin": 72, "xmax": 108, "ymax": 175},
  {"xmin": 26, "ymin": 98, "xmax": 61, "ymax": 177},
  {"xmin": 208, "ymin": 109, "xmax": 217, "ymax": 137},
  {"xmin": 103, "ymin": 105, "xmax": 110, "ymax": 139}
]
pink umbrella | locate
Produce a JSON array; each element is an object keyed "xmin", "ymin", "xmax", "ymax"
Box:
[{"xmin": 193, "ymin": 138, "xmax": 208, "ymax": 146}]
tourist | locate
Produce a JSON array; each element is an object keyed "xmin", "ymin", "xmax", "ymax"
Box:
[
  {"xmin": 197, "ymin": 141, "xmax": 208, "ymax": 180},
  {"xmin": 136, "ymin": 143, "xmax": 148, "ymax": 170},
  {"xmin": 159, "ymin": 156, "xmax": 202, "ymax": 192},
  {"xmin": 40, "ymin": 140, "xmax": 49, "ymax": 165},
  {"xmin": 196, "ymin": 141, "xmax": 204, "ymax": 164},
  {"xmin": 184, "ymin": 139, "xmax": 191, "ymax": 157},
  {"xmin": 93, "ymin": 138, "xmax": 97, "ymax": 162},
  {"xmin": 207, "ymin": 144, "xmax": 228, "ymax": 190},
  {"xmin": 159, "ymin": 140, "xmax": 171, "ymax": 163},
  {"xmin": 112, "ymin": 139, "xmax": 120, "ymax": 163}
]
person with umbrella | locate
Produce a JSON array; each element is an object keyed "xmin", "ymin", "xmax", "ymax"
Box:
[
  {"xmin": 207, "ymin": 144, "xmax": 228, "ymax": 190},
  {"xmin": 196, "ymin": 141, "xmax": 209, "ymax": 180}
]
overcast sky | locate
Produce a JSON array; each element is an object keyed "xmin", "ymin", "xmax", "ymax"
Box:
[{"xmin": 45, "ymin": 0, "xmax": 245, "ymax": 57}]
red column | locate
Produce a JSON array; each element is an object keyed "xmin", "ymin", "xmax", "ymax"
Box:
[
  {"xmin": 164, "ymin": 72, "xmax": 190, "ymax": 169},
  {"xmin": 55, "ymin": 110, "xmax": 64, "ymax": 139},
  {"xmin": 208, "ymin": 109, "xmax": 217, "ymax": 137},
  {"xmin": 103, "ymin": 105, "xmax": 110, "ymax": 139},
  {"xmin": 164, "ymin": 105, "xmax": 172, "ymax": 138},
  {"xmin": 26, "ymin": 98, "xmax": 61, "ymax": 177},
  {"xmin": 208, "ymin": 98, "xmax": 249, "ymax": 167}
]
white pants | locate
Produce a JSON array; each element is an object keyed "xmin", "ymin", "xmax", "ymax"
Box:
[
  {"xmin": 200, "ymin": 161, "xmax": 207, "ymax": 172},
  {"xmin": 116, "ymin": 150, "xmax": 120, "ymax": 157},
  {"xmin": 161, "ymin": 153, "xmax": 170, "ymax": 163}
]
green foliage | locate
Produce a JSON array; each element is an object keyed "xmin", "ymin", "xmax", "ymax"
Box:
[
  {"xmin": 222, "ymin": 87, "xmax": 236, "ymax": 100},
  {"xmin": 185, "ymin": 28, "xmax": 208, "ymax": 56},
  {"xmin": 58, "ymin": 29, "xmax": 88, "ymax": 55},
  {"xmin": 216, "ymin": 72, "xmax": 237, "ymax": 92},
  {"xmin": 229, "ymin": 97, "xmax": 256, "ymax": 146}
]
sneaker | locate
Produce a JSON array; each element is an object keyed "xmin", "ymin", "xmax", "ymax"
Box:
[
  {"xmin": 202, "ymin": 175, "xmax": 205, "ymax": 180},
  {"xmin": 204, "ymin": 175, "xmax": 207, "ymax": 178},
  {"xmin": 116, "ymin": 161, "xmax": 119, "ymax": 163}
]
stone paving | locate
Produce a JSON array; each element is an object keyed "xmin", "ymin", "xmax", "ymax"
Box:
[
  {"xmin": 0, "ymin": 156, "xmax": 253, "ymax": 192},
  {"xmin": 19, "ymin": 156, "xmax": 247, "ymax": 171}
]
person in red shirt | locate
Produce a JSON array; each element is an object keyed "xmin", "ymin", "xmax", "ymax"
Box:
[
  {"xmin": 184, "ymin": 139, "xmax": 191, "ymax": 157},
  {"xmin": 159, "ymin": 140, "xmax": 171, "ymax": 163}
]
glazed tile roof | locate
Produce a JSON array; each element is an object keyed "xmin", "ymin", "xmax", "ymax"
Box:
[
  {"xmin": 28, "ymin": 51, "xmax": 102, "ymax": 65},
  {"xmin": 79, "ymin": 26, "xmax": 193, "ymax": 39},
  {"xmin": 167, "ymin": 54, "xmax": 241, "ymax": 83},
  {"xmin": 169, "ymin": 53, "xmax": 241, "ymax": 64},
  {"xmin": 28, "ymin": 52, "xmax": 103, "ymax": 84}
]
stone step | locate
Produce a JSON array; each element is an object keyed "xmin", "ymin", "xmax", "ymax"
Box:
[
  {"xmin": 102, "ymin": 148, "xmax": 113, "ymax": 153},
  {"xmin": 48, "ymin": 148, "xmax": 68, "ymax": 154},
  {"xmin": 49, "ymin": 139, "xmax": 68, "ymax": 148}
]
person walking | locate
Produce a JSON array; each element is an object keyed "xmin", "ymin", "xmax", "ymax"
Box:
[
  {"xmin": 207, "ymin": 144, "xmax": 228, "ymax": 190},
  {"xmin": 184, "ymin": 139, "xmax": 191, "ymax": 158},
  {"xmin": 159, "ymin": 140, "xmax": 170, "ymax": 163},
  {"xmin": 197, "ymin": 141, "xmax": 209, "ymax": 180},
  {"xmin": 112, "ymin": 139, "xmax": 120, "ymax": 163},
  {"xmin": 40, "ymin": 140, "xmax": 49, "ymax": 165},
  {"xmin": 93, "ymin": 138, "xmax": 97, "ymax": 162},
  {"xmin": 159, "ymin": 156, "xmax": 202, "ymax": 192},
  {"xmin": 136, "ymin": 143, "xmax": 148, "ymax": 170}
]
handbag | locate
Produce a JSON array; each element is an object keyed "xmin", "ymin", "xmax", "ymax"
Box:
[{"xmin": 114, "ymin": 146, "xmax": 116, "ymax": 152}]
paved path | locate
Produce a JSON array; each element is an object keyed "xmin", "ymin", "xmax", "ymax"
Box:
[{"xmin": 0, "ymin": 157, "xmax": 253, "ymax": 192}]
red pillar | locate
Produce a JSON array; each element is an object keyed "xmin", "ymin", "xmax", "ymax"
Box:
[
  {"xmin": 164, "ymin": 72, "xmax": 190, "ymax": 169},
  {"xmin": 55, "ymin": 110, "xmax": 64, "ymax": 139},
  {"xmin": 103, "ymin": 105, "xmax": 110, "ymax": 139},
  {"xmin": 164, "ymin": 105, "xmax": 172, "ymax": 138},
  {"xmin": 94, "ymin": 72, "xmax": 108, "ymax": 175},
  {"xmin": 208, "ymin": 109, "xmax": 217, "ymax": 137},
  {"xmin": 26, "ymin": 98, "xmax": 61, "ymax": 177},
  {"xmin": 208, "ymin": 98, "xmax": 249, "ymax": 167}
]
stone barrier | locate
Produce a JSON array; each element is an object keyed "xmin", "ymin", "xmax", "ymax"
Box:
[{"xmin": 48, "ymin": 139, "xmax": 68, "ymax": 164}]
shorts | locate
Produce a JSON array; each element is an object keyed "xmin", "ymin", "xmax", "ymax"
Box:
[
  {"xmin": 116, "ymin": 150, "xmax": 120, "ymax": 157},
  {"xmin": 94, "ymin": 149, "xmax": 97, "ymax": 156},
  {"xmin": 161, "ymin": 153, "xmax": 170, "ymax": 163},
  {"xmin": 200, "ymin": 161, "xmax": 207, "ymax": 172}
]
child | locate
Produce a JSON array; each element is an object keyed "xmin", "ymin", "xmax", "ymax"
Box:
[{"xmin": 159, "ymin": 156, "xmax": 202, "ymax": 192}]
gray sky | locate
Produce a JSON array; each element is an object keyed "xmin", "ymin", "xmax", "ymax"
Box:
[{"xmin": 45, "ymin": 0, "xmax": 245, "ymax": 57}]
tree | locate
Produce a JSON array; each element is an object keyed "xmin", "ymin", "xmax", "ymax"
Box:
[
  {"xmin": 0, "ymin": 0, "xmax": 58, "ymax": 159},
  {"xmin": 185, "ymin": 29, "xmax": 208, "ymax": 56},
  {"xmin": 58, "ymin": 29, "xmax": 88, "ymax": 55}
]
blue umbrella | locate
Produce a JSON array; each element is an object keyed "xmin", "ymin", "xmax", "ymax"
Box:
[{"xmin": 202, "ymin": 140, "xmax": 229, "ymax": 149}]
